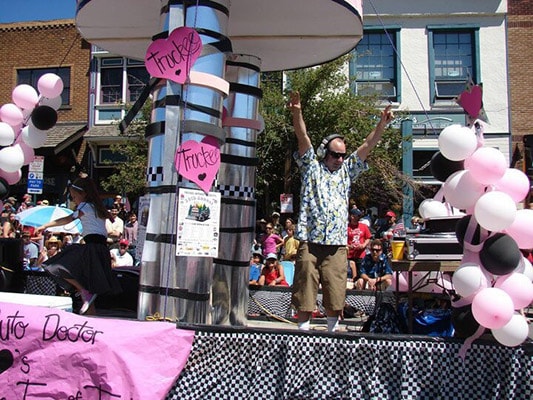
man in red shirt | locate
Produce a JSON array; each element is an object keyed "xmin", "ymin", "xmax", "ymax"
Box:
[{"xmin": 347, "ymin": 208, "xmax": 372, "ymax": 281}]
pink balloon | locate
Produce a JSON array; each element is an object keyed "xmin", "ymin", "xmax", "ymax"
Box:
[
  {"xmin": 12, "ymin": 84, "xmax": 39, "ymax": 110},
  {"xmin": 38, "ymin": 73, "xmax": 64, "ymax": 98},
  {"xmin": 471, "ymin": 287, "xmax": 514, "ymax": 329},
  {"xmin": 494, "ymin": 273, "xmax": 533, "ymax": 309},
  {"xmin": 443, "ymin": 170, "xmax": 486, "ymax": 210},
  {"xmin": 504, "ymin": 209, "xmax": 533, "ymax": 249},
  {"xmin": 0, "ymin": 168, "xmax": 22, "ymax": 185},
  {"xmin": 0, "ymin": 103, "xmax": 24, "ymax": 126},
  {"xmin": 13, "ymin": 142, "xmax": 35, "ymax": 165},
  {"xmin": 466, "ymin": 147, "xmax": 507, "ymax": 185},
  {"xmin": 495, "ymin": 168, "xmax": 530, "ymax": 203}
]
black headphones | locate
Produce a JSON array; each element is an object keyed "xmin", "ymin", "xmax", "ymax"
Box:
[{"xmin": 316, "ymin": 133, "xmax": 345, "ymax": 160}]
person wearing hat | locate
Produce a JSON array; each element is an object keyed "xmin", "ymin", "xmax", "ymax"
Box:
[
  {"xmin": 249, "ymin": 252, "xmax": 264, "ymax": 285},
  {"xmin": 37, "ymin": 236, "xmax": 62, "ymax": 267},
  {"xmin": 347, "ymin": 208, "xmax": 372, "ymax": 281},
  {"xmin": 288, "ymin": 91, "xmax": 393, "ymax": 332},
  {"xmin": 258, "ymin": 253, "xmax": 288, "ymax": 286},
  {"xmin": 271, "ymin": 212, "xmax": 282, "ymax": 235},
  {"xmin": 110, "ymin": 238, "xmax": 134, "ymax": 268}
]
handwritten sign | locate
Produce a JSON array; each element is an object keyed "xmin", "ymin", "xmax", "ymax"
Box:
[
  {"xmin": 0, "ymin": 301, "xmax": 194, "ymax": 399},
  {"xmin": 145, "ymin": 27, "xmax": 202, "ymax": 84},
  {"xmin": 175, "ymin": 136, "xmax": 221, "ymax": 194}
]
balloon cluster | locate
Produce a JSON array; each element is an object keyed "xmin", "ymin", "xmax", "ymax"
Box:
[
  {"xmin": 421, "ymin": 122, "xmax": 533, "ymax": 347},
  {"xmin": 0, "ymin": 74, "xmax": 63, "ymax": 198}
]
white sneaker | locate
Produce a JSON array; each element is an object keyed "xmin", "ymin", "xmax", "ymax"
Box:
[{"xmin": 80, "ymin": 290, "xmax": 98, "ymax": 315}]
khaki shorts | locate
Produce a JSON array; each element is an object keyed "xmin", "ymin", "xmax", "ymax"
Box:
[{"xmin": 291, "ymin": 242, "xmax": 348, "ymax": 312}]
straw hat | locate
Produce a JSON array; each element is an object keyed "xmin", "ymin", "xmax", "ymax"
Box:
[{"xmin": 45, "ymin": 236, "xmax": 62, "ymax": 248}]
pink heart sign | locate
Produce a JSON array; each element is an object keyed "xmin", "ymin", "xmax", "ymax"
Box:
[
  {"xmin": 175, "ymin": 138, "xmax": 220, "ymax": 194},
  {"xmin": 145, "ymin": 27, "xmax": 202, "ymax": 84},
  {"xmin": 457, "ymin": 84, "xmax": 482, "ymax": 119}
]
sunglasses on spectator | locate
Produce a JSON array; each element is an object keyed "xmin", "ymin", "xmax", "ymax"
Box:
[
  {"xmin": 329, "ymin": 151, "xmax": 347, "ymax": 159},
  {"xmin": 266, "ymin": 226, "xmax": 273, "ymax": 230},
  {"xmin": 371, "ymin": 248, "xmax": 382, "ymax": 252}
]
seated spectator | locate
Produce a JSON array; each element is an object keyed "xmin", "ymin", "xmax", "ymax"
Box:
[
  {"xmin": 249, "ymin": 252, "xmax": 264, "ymax": 285},
  {"xmin": 22, "ymin": 231, "xmax": 39, "ymax": 270},
  {"xmin": 355, "ymin": 239, "xmax": 393, "ymax": 291},
  {"xmin": 37, "ymin": 236, "xmax": 62, "ymax": 267},
  {"xmin": 110, "ymin": 239, "xmax": 134, "ymax": 267},
  {"xmin": 258, "ymin": 253, "xmax": 289, "ymax": 286}
]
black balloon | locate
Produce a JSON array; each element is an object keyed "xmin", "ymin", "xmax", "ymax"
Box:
[
  {"xmin": 0, "ymin": 178, "xmax": 9, "ymax": 200},
  {"xmin": 430, "ymin": 151, "xmax": 464, "ymax": 182},
  {"xmin": 455, "ymin": 215, "xmax": 482, "ymax": 247},
  {"xmin": 479, "ymin": 233, "xmax": 521, "ymax": 276},
  {"xmin": 452, "ymin": 305, "xmax": 480, "ymax": 338},
  {"xmin": 31, "ymin": 105, "xmax": 58, "ymax": 130}
]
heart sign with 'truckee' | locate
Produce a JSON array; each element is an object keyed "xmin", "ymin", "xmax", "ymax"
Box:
[
  {"xmin": 145, "ymin": 27, "xmax": 202, "ymax": 84},
  {"xmin": 175, "ymin": 137, "xmax": 220, "ymax": 194},
  {"xmin": 457, "ymin": 84, "xmax": 482, "ymax": 119}
]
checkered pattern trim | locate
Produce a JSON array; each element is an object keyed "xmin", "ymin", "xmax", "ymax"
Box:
[
  {"xmin": 248, "ymin": 289, "xmax": 376, "ymax": 318},
  {"xmin": 218, "ymin": 184, "xmax": 255, "ymax": 199},
  {"xmin": 166, "ymin": 330, "xmax": 533, "ymax": 399},
  {"xmin": 147, "ymin": 166, "xmax": 163, "ymax": 182}
]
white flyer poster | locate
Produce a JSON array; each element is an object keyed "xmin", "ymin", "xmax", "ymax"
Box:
[{"xmin": 176, "ymin": 188, "xmax": 221, "ymax": 257}]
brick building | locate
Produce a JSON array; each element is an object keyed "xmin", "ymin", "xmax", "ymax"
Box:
[
  {"xmin": 0, "ymin": 19, "xmax": 90, "ymax": 203},
  {"xmin": 508, "ymin": 0, "xmax": 533, "ymax": 198}
]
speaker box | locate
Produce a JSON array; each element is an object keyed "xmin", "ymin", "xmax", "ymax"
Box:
[
  {"xmin": 95, "ymin": 267, "xmax": 139, "ymax": 312},
  {"xmin": 0, "ymin": 238, "xmax": 24, "ymax": 293}
]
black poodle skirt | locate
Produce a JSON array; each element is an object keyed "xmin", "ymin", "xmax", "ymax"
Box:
[{"xmin": 44, "ymin": 234, "xmax": 122, "ymax": 295}]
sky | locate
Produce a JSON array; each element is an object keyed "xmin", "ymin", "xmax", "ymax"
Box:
[{"xmin": 0, "ymin": 0, "xmax": 76, "ymax": 23}]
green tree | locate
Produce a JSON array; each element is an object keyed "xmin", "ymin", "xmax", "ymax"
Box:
[
  {"xmin": 258, "ymin": 56, "xmax": 407, "ymax": 217},
  {"xmin": 100, "ymin": 101, "xmax": 151, "ymax": 201}
]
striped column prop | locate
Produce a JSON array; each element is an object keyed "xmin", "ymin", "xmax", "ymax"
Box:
[
  {"xmin": 212, "ymin": 54, "xmax": 262, "ymax": 325},
  {"xmin": 138, "ymin": 0, "xmax": 231, "ymax": 323}
]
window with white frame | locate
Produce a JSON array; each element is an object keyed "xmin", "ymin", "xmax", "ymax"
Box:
[
  {"xmin": 17, "ymin": 67, "xmax": 71, "ymax": 105},
  {"xmin": 429, "ymin": 28, "xmax": 478, "ymax": 102},
  {"xmin": 351, "ymin": 30, "xmax": 399, "ymax": 102},
  {"xmin": 97, "ymin": 57, "xmax": 150, "ymax": 122}
]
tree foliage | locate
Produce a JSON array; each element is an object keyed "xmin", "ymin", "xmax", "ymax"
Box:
[
  {"xmin": 100, "ymin": 101, "xmax": 151, "ymax": 201},
  {"xmin": 258, "ymin": 56, "xmax": 407, "ymax": 217}
]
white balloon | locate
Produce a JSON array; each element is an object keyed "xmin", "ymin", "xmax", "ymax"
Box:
[
  {"xmin": 438, "ymin": 124, "xmax": 478, "ymax": 161},
  {"xmin": 39, "ymin": 95, "xmax": 63, "ymax": 111},
  {"xmin": 418, "ymin": 198, "xmax": 449, "ymax": 219},
  {"xmin": 0, "ymin": 122, "xmax": 15, "ymax": 146},
  {"xmin": 474, "ymin": 191, "xmax": 516, "ymax": 232},
  {"xmin": 491, "ymin": 313, "xmax": 529, "ymax": 347},
  {"xmin": 452, "ymin": 262, "xmax": 491, "ymax": 298},
  {"xmin": 443, "ymin": 170, "xmax": 486, "ymax": 211},
  {"xmin": 0, "ymin": 145, "xmax": 25, "ymax": 172},
  {"xmin": 516, "ymin": 257, "xmax": 533, "ymax": 281},
  {"xmin": 21, "ymin": 124, "xmax": 48, "ymax": 148}
]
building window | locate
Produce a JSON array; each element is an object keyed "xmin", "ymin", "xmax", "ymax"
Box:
[
  {"xmin": 429, "ymin": 27, "xmax": 479, "ymax": 102},
  {"xmin": 351, "ymin": 29, "xmax": 399, "ymax": 102},
  {"xmin": 17, "ymin": 67, "xmax": 71, "ymax": 105},
  {"xmin": 99, "ymin": 58, "xmax": 149, "ymax": 105}
]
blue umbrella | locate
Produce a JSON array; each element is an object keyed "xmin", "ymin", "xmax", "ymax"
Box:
[{"xmin": 15, "ymin": 205, "xmax": 83, "ymax": 234}]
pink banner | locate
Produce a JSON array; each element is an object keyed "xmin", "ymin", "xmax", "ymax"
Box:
[{"xmin": 0, "ymin": 301, "xmax": 195, "ymax": 399}]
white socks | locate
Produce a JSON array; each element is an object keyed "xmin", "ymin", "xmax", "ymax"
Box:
[
  {"xmin": 327, "ymin": 316, "xmax": 339, "ymax": 332},
  {"xmin": 298, "ymin": 320, "xmax": 311, "ymax": 331}
]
